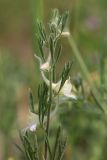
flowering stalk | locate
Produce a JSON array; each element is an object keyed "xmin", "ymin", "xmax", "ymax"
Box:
[{"xmin": 19, "ymin": 9, "xmax": 77, "ymax": 160}]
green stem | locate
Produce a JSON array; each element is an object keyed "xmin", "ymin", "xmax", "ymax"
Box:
[
  {"xmin": 68, "ymin": 36, "xmax": 90, "ymax": 82},
  {"xmin": 45, "ymin": 69, "xmax": 52, "ymax": 160},
  {"xmin": 32, "ymin": 0, "xmax": 44, "ymax": 20},
  {"xmin": 52, "ymin": 66, "xmax": 56, "ymax": 82},
  {"xmin": 72, "ymin": 0, "xmax": 80, "ymax": 42},
  {"xmin": 100, "ymin": 53, "xmax": 105, "ymax": 85},
  {"xmin": 68, "ymin": 36, "xmax": 105, "ymax": 112}
]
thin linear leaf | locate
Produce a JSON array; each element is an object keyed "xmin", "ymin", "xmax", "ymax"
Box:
[
  {"xmin": 52, "ymin": 126, "xmax": 61, "ymax": 160},
  {"xmin": 58, "ymin": 61, "xmax": 73, "ymax": 93},
  {"xmin": 38, "ymin": 38, "xmax": 45, "ymax": 61},
  {"xmin": 29, "ymin": 89, "xmax": 35, "ymax": 113},
  {"xmin": 45, "ymin": 135, "xmax": 53, "ymax": 159}
]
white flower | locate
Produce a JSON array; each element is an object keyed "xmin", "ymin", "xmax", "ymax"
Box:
[
  {"xmin": 25, "ymin": 122, "xmax": 37, "ymax": 132},
  {"xmin": 23, "ymin": 112, "xmax": 39, "ymax": 133},
  {"xmin": 29, "ymin": 122, "xmax": 37, "ymax": 132},
  {"xmin": 61, "ymin": 31, "xmax": 70, "ymax": 37},
  {"xmin": 34, "ymin": 53, "xmax": 51, "ymax": 71},
  {"xmin": 35, "ymin": 53, "xmax": 77, "ymax": 101},
  {"xmin": 53, "ymin": 77, "xmax": 77, "ymax": 100},
  {"xmin": 23, "ymin": 106, "xmax": 58, "ymax": 133},
  {"xmin": 27, "ymin": 112, "xmax": 38, "ymax": 132},
  {"xmin": 23, "ymin": 122, "xmax": 37, "ymax": 132},
  {"xmin": 40, "ymin": 70, "xmax": 77, "ymax": 100},
  {"xmin": 58, "ymin": 77, "xmax": 76, "ymax": 99}
]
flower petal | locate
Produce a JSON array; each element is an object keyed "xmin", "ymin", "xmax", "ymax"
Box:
[{"xmin": 29, "ymin": 123, "xmax": 37, "ymax": 132}]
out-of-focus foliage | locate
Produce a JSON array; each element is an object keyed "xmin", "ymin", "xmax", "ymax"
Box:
[
  {"xmin": 59, "ymin": 54, "xmax": 107, "ymax": 160},
  {"xmin": 0, "ymin": 51, "xmax": 29, "ymax": 159},
  {"xmin": 0, "ymin": 52, "xmax": 19, "ymax": 134}
]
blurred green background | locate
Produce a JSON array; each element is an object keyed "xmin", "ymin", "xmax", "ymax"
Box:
[{"xmin": 0, "ymin": 0, "xmax": 107, "ymax": 160}]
